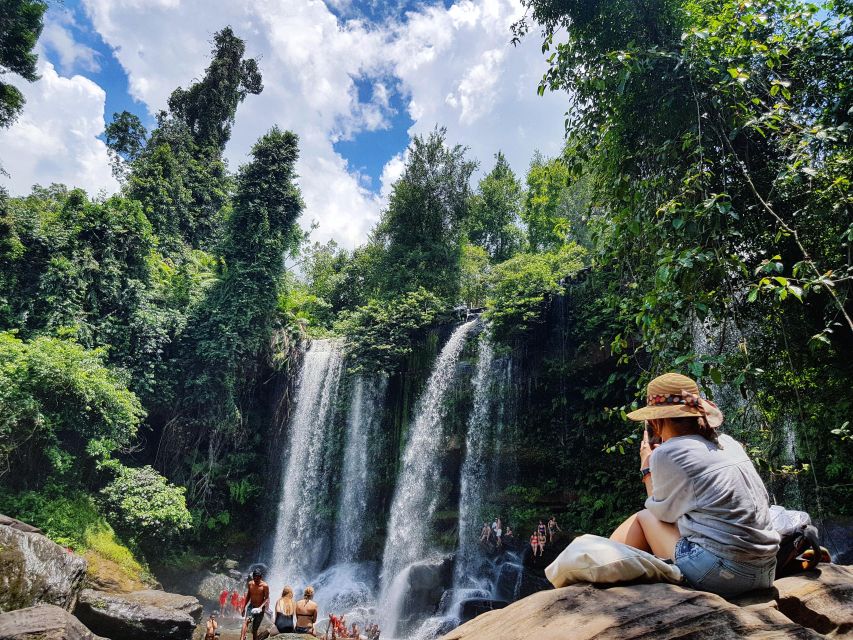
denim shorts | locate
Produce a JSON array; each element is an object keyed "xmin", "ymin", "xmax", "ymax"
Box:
[{"xmin": 674, "ymin": 538, "xmax": 776, "ymax": 598}]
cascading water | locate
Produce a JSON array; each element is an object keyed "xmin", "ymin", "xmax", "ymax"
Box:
[
  {"xmin": 334, "ymin": 375, "xmax": 388, "ymax": 564},
  {"xmin": 380, "ymin": 320, "xmax": 478, "ymax": 636},
  {"xmin": 269, "ymin": 339, "xmax": 345, "ymax": 585},
  {"xmin": 454, "ymin": 338, "xmax": 496, "ymax": 594}
]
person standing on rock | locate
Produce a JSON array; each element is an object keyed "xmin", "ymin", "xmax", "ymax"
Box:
[
  {"xmin": 610, "ymin": 373, "xmax": 780, "ymax": 598},
  {"xmin": 295, "ymin": 585, "xmax": 319, "ymax": 635},
  {"xmin": 241, "ymin": 568, "xmax": 270, "ymax": 640},
  {"xmin": 548, "ymin": 515, "xmax": 562, "ymax": 544}
]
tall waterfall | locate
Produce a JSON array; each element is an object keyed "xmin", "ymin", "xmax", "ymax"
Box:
[
  {"xmin": 380, "ymin": 320, "xmax": 478, "ymax": 633},
  {"xmin": 269, "ymin": 339, "xmax": 344, "ymax": 584},
  {"xmin": 454, "ymin": 338, "xmax": 495, "ymax": 587},
  {"xmin": 334, "ymin": 375, "xmax": 388, "ymax": 564}
]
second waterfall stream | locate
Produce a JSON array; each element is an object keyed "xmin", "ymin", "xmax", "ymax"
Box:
[{"xmin": 264, "ymin": 320, "xmax": 515, "ymax": 640}]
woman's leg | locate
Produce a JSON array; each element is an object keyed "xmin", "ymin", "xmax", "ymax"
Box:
[{"xmin": 610, "ymin": 510, "xmax": 680, "ymax": 560}]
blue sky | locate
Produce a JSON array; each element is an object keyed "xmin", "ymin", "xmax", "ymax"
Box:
[{"xmin": 0, "ymin": 0, "xmax": 568, "ymax": 247}]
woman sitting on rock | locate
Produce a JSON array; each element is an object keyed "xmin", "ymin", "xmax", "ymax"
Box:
[
  {"xmin": 274, "ymin": 585, "xmax": 296, "ymax": 634},
  {"xmin": 610, "ymin": 373, "xmax": 780, "ymax": 597}
]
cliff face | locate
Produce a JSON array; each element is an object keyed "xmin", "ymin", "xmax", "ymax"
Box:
[{"xmin": 441, "ymin": 565, "xmax": 853, "ymax": 640}]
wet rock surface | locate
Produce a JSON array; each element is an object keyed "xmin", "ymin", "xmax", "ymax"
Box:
[
  {"xmin": 0, "ymin": 604, "xmax": 106, "ymax": 640},
  {"xmin": 74, "ymin": 588, "xmax": 202, "ymax": 640},
  {"xmin": 442, "ymin": 567, "xmax": 853, "ymax": 640},
  {"xmin": 0, "ymin": 522, "xmax": 87, "ymax": 612}
]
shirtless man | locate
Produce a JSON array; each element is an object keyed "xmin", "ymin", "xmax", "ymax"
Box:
[
  {"xmin": 295, "ymin": 586, "xmax": 319, "ymax": 636},
  {"xmin": 204, "ymin": 612, "xmax": 219, "ymax": 640},
  {"xmin": 241, "ymin": 569, "xmax": 270, "ymax": 640}
]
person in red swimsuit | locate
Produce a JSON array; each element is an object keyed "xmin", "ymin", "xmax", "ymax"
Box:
[
  {"xmin": 219, "ymin": 589, "xmax": 228, "ymax": 617},
  {"xmin": 230, "ymin": 590, "xmax": 240, "ymax": 618}
]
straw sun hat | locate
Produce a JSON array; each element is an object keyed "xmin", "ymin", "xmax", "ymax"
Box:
[{"xmin": 626, "ymin": 372, "xmax": 723, "ymax": 428}]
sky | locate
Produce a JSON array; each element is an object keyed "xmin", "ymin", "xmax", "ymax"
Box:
[{"xmin": 0, "ymin": 0, "xmax": 569, "ymax": 248}]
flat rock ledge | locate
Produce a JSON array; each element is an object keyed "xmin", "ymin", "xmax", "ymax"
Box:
[
  {"xmin": 74, "ymin": 588, "xmax": 202, "ymax": 640},
  {"xmin": 0, "ymin": 604, "xmax": 107, "ymax": 640},
  {"xmin": 442, "ymin": 564, "xmax": 853, "ymax": 640}
]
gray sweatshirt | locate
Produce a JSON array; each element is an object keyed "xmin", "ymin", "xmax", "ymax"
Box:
[{"xmin": 645, "ymin": 434, "xmax": 780, "ymax": 562}]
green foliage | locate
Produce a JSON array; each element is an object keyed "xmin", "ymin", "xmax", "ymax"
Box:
[
  {"xmin": 336, "ymin": 288, "xmax": 445, "ymax": 373},
  {"xmin": 166, "ymin": 127, "xmax": 303, "ymax": 508},
  {"xmin": 105, "ymin": 111, "xmax": 148, "ymax": 180},
  {"xmin": 100, "ymin": 464, "xmax": 192, "ymax": 544},
  {"xmin": 0, "ymin": 0, "xmax": 45, "ymax": 128},
  {"xmin": 459, "ymin": 243, "xmax": 490, "ymax": 308},
  {"xmin": 486, "ymin": 244, "xmax": 586, "ymax": 343},
  {"xmin": 466, "ymin": 152, "xmax": 525, "ymax": 262},
  {"xmin": 0, "ymin": 331, "xmax": 144, "ymax": 486},
  {"xmin": 166, "ymin": 26, "xmax": 262, "ymax": 151},
  {"xmin": 374, "ymin": 128, "xmax": 477, "ymax": 303}
]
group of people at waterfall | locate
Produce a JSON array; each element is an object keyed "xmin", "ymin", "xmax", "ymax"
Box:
[
  {"xmin": 216, "ymin": 567, "xmax": 381, "ymax": 640},
  {"xmin": 529, "ymin": 516, "xmax": 562, "ymax": 558},
  {"xmin": 479, "ymin": 516, "xmax": 515, "ymax": 548},
  {"xmin": 325, "ymin": 614, "xmax": 381, "ymax": 639}
]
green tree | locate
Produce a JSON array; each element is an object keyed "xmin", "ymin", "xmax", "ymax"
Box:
[
  {"xmin": 166, "ymin": 127, "xmax": 303, "ymax": 508},
  {"xmin": 521, "ymin": 154, "xmax": 571, "ymax": 252},
  {"xmin": 0, "ymin": 0, "xmax": 46, "ymax": 128},
  {"xmin": 105, "ymin": 111, "xmax": 148, "ymax": 180},
  {"xmin": 166, "ymin": 26, "xmax": 262, "ymax": 151},
  {"xmin": 0, "ymin": 331, "xmax": 144, "ymax": 488},
  {"xmin": 375, "ymin": 128, "xmax": 477, "ymax": 302},
  {"xmin": 466, "ymin": 152, "xmax": 525, "ymax": 262},
  {"xmin": 125, "ymin": 27, "xmax": 262, "ymax": 250}
]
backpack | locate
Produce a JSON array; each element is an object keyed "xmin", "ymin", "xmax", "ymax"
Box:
[{"xmin": 769, "ymin": 505, "xmax": 824, "ymax": 578}]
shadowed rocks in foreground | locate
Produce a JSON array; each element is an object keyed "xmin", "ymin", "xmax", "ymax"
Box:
[
  {"xmin": 442, "ymin": 565, "xmax": 853, "ymax": 639},
  {"xmin": 73, "ymin": 589, "xmax": 202, "ymax": 640},
  {"xmin": 0, "ymin": 604, "xmax": 107, "ymax": 640}
]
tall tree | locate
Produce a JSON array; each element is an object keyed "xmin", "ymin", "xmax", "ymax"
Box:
[
  {"xmin": 166, "ymin": 26, "xmax": 262, "ymax": 151},
  {"xmin": 164, "ymin": 127, "xmax": 303, "ymax": 508},
  {"xmin": 0, "ymin": 0, "xmax": 46, "ymax": 128},
  {"xmin": 466, "ymin": 151, "xmax": 525, "ymax": 262},
  {"xmin": 375, "ymin": 128, "xmax": 477, "ymax": 302},
  {"xmin": 122, "ymin": 26, "xmax": 262, "ymax": 250}
]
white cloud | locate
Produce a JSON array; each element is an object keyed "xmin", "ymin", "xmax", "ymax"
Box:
[
  {"xmin": 3, "ymin": 0, "xmax": 568, "ymax": 247},
  {"xmin": 0, "ymin": 62, "xmax": 117, "ymax": 196},
  {"xmin": 39, "ymin": 10, "xmax": 102, "ymax": 74}
]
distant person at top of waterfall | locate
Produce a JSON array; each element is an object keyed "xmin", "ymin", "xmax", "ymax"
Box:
[
  {"xmin": 548, "ymin": 515, "xmax": 562, "ymax": 543},
  {"xmin": 504, "ymin": 525, "xmax": 514, "ymax": 542},
  {"xmin": 610, "ymin": 373, "xmax": 780, "ymax": 598},
  {"xmin": 537, "ymin": 519, "xmax": 547, "ymax": 541},
  {"xmin": 530, "ymin": 530, "xmax": 541, "ymax": 558},
  {"xmin": 241, "ymin": 569, "xmax": 270, "ymax": 640},
  {"xmin": 494, "ymin": 517, "xmax": 503, "ymax": 548},
  {"xmin": 295, "ymin": 586, "xmax": 319, "ymax": 635},
  {"xmin": 274, "ymin": 585, "xmax": 296, "ymax": 634}
]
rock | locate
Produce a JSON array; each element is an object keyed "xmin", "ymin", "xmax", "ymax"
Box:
[
  {"xmin": 775, "ymin": 565, "xmax": 853, "ymax": 637},
  {"xmin": 459, "ymin": 598, "xmax": 509, "ymax": 623},
  {"xmin": 228, "ymin": 569, "xmax": 244, "ymax": 581},
  {"xmin": 0, "ymin": 523, "xmax": 87, "ymax": 612},
  {"xmin": 0, "ymin": 515, "xmax": 42, "ymax": 535},
  {"xmin": 196, "ymin": 571, "xmax": 242, "ymax": 604},
  {"xmin": 0, "ymin": 604, "xmax": 107, "ymax": 640},
  {"xmin": 394, "ymin": 555, "xmax": 454, "ymax": 634},
  {"xmin": 441, "ymin": 581, "xmax": 824, "ymax": 640},
  {"xmin": 74, "ymin": 588, "xmax": 202, "ymax": 640},
  {"xmin": 223, "ymin": 559, "xmax": 240, "ymax": 571}
]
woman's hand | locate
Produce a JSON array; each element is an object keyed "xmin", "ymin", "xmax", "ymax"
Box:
[{"xmin": 639, "ymin": 425, "xmax": 658, "ymax": 470}]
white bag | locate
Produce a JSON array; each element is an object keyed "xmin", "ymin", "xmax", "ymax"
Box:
[{"xmin": 545, "ymin": 534, "xmax": 683, "ymax": 588}]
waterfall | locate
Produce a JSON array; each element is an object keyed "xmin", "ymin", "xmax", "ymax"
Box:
[
  {"xmin": 380, "ymin": 320, "xmax": 477, "ymax": 635},
  {"xmin": 334, "ymin": 375, "xmax": 388, "ymax": 564},
  {"xmin": 454, "ymin": 338, "xmax": 495, "ymax": 590},
  {"xmin": 268, "ymin": 339, "xmax": 344, "ymax": 585}
]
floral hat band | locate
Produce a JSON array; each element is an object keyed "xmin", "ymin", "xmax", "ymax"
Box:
[{"xmin": 647, "ymin": 393, "xmax": 702, "ymax": 408}]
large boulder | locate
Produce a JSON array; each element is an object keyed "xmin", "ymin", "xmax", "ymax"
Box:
[
  {"xmin": 775, "ymin": 565, "xmax": 853, "ymax": 637},
  {"xmin": 0, "ymin": 523, "xmax": 87, "ymax": 612},
  {"xmin": 74, "ymin": 588, "xmax": 202, "ymax": 640},
  {"xmin": 441, "ymin": 581, "xmax": 825, "ymax": 639},
  {"xmin": 0, "ymin": 604, "xmax": 106, "ymax": 640}
]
